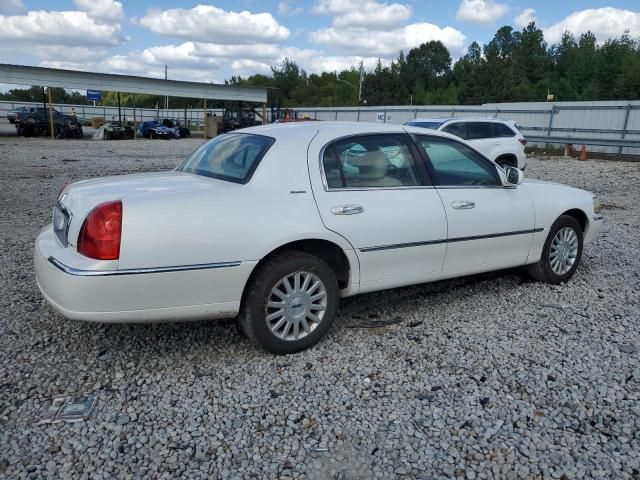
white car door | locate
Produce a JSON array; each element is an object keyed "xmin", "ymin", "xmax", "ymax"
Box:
[
  {"xmin": 413, "ymin": 134, "xmax": 536, "ymax": 276},
  {"xmin": 307, "ymin": 131, "xmax": 448, "ymax": 292}
]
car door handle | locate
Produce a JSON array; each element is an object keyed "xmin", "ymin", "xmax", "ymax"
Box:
[
  {"xmin": 451, "ymin": 200, "xmax": 475, "ymax": 210},
  {"xmin": 331, "ymin": 205, "xmax": 364, "ymax": 215}
]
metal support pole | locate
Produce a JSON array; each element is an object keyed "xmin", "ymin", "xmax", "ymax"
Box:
[
  {"xmin": 547, "ymin": 105, "xmax": 555, "ymax": 136},
  {"xmin": 262, "ymin": 103, "xmax": 267, "ymax": 125},
  {"xmin": 619, "ymin": 104, "xmax": 631, "ymax": 154},
  {"xmin": 117, "ymin": 92, "xmax": 122, "ymax": 124},
  {"xmin": 203, "ymin": 99, "xmax": 207, "ymax": 134},
  {"xmin": 47, "ymin": 87, "xmax": 55, "ymax": 139},
  {"xmin": 414, "ymin": 108, "xmax": 418, "ymax": 119},
  {"xmin": 383, "ymin": 110, "xmax": 387, "ymax": 124},
  {"xmin": 133, "ymin": 94, "xmax": 137, "ymax": 139},
  {"xmin": 357, "ymin": 110, "xmax": 360, "ymax": 122}
]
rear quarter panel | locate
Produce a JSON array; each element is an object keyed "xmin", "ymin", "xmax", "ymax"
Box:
[{"xmin": 117, "ymin": 130, "xmax": 355, "ymax": 271}]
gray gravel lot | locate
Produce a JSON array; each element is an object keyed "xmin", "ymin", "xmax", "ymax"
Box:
[{"xmin": 0, "ymin": 136, "xmax": 639, "ymax": 479}]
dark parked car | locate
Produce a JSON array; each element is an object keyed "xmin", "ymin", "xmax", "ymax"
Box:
[
  {"xmin": 6, "ymin": 106, "xmax": 29, "ymax": 124},
  {"xmin": 138, "ymin": 119, "xmax": 190, "ymax": 139},
  {"xmin": 14, "ymin": 107, "xmax": 76, "ymax": 137},
  {"xmin": 102, "ymin": 122, "xmax": 135, "ymax": 140},
  {"xmin": 220, "ymin": 110, "xmax": 262, "ymax": 133}
]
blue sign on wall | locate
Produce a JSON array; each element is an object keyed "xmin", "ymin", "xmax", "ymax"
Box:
[{"xmin": 86, "ymin": 90, "xmax": 102, "ymax": 101}]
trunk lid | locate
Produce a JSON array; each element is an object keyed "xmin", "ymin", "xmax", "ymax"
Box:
[{"xmin": 57, "ymin": 171, "xmax": 237, "ymax": 247}]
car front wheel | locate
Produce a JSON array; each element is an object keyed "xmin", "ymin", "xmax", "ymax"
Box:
[
  {"xmin": 239, "ymin": 251, "xmax": 339, "ymax": 354},
  {"xmin": 527, "ymin": 215, "xmax": 583, "ymax": 284}
]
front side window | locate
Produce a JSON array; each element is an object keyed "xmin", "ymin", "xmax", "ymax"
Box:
[
  {"xmin": 442, "ymin": 122, "xmax": 468, "ymax": 139},
  {"xmin": 177, "ymin": 133, "xmax": 274, "ymax": 184},
  {"xmin": 466, "ymin": 122, "xmax": 493, "ymax": 140},
  {"xmin": 416, "ymin": 136, "xmax": 501, "ymax": 187},
  {"xmin": 323, "ymin": 134, "xmax": 422, "ymax": 188}
]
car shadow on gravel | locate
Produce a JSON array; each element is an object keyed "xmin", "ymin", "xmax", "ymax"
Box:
[{"xmin": 49, "ymin": 267, "xmax": 535, "ymax": 361}]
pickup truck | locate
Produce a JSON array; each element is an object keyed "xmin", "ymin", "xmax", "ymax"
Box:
[{"xmin": 14, "ymin": 107, "xmax": 76, "ymax": 137}]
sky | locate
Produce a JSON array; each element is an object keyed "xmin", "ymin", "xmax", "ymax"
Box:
[{"xmin": 0, "ymin": 0, "xmax": 639, "ymax": 85}]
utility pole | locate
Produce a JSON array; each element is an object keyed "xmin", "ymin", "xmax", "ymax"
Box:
[
  {"xmin": 358, "ymin": 61, "xmax": 364, "ymax": 103},
  {"xmin": 164, "ymin": 65, "xmax": 169, "ymax": 111}
]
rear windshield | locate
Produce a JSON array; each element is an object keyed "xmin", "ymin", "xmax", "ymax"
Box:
[
  {"xmin": 177, "ymin": 133, "xmax": 275, "ymax": 184},
  {"xmin": 406, "ymin": 121, "xmax": 444, "ymax": 130}
]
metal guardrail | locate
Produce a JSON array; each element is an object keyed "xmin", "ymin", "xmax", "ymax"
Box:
[{"xmin": 525, "ymin": 136, "xmax": 640, "ymax": 149}]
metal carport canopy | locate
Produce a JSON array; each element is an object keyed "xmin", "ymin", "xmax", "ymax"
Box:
[{"xmin": 0, "ymin": 64, "xmax": 267, "ymax": 103}]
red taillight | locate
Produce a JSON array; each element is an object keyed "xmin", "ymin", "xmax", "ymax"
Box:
[
  {"xmin": 519, "ymin": 138, "xmax": 528, "ymax": 146},
  {"xmin": 77, "ymin": 200, "xmax": 122, "ymax": 260}
]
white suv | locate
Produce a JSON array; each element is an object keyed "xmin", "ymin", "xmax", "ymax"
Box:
[{"xmin": 404, "ymin": 117, "xmax": 528, "ymax": 170}]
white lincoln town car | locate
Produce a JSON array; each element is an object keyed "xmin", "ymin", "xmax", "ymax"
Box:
[{"xmin": 35, "ymin": 122, "xmax": 603, "ymax": 354}]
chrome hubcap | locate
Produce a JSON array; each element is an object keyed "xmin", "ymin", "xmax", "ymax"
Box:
[
  {"xmin": 266, "ymin": 271, "xmax": 327, "ymax": 341},
  {"xmin": 549, "ymin": 226, "xmax": 579, "ymax": 275}
]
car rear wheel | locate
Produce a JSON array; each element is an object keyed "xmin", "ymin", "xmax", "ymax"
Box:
[
  {"xmin": 527, "ymin": 215, "xmax": 583, "ymax": 284},
  {"xmin": 239, "ymin": 251, "xmax": 339, "ymax": 354}
]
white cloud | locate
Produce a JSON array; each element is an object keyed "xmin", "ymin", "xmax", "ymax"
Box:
[
  {"xmin": 278, "ymin": 1, "xmax": 303, "ymax": 16},
  {"xmin": 0, "ymin": 10, "xmax": 125, "ymax": 47},
  {"xmin": 311, "ymin": 22, "xmax": 466, "ymax": 56},
  {"xmin": 456, "ymin": 0, "xmax": 508, "ymax": 25},
  {"xmin": 544, "ymin": 8, "xmax": 640, "ymax": 44},
  {"xmin": 0, "ymin": 0, "xmax": 25, "ymax": 15},
  {"xmin": 73, "ymin": 0, "xmax": 123, "ymax": 24},
  {"xmin": 514, "ymin": 8, "xmax": 536, "ymax": 28},
  {"xmin": 35, "ymin": 45, "xmax": 110, "ymax": 62},
  {"xmin": 230, "ymin": 59, "xmax": 273, "ymax": 76},
  {"xmin": 141, "ymin": 43, "xmax": 222, "ymax": 69},
  {"xmin": 305, "ymin": 55, "xmax": 383, "ymax": 74},
  {"xmin": 314, "ymin": 0, "xmax": 411, "ymax": 28},
  {"xmin": 140, "ymin": 5, "xmax": 290, "ymax": 44}
]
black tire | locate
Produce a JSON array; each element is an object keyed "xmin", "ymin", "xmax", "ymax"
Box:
[
  {"xmin": 527, "ymin": 215, "xmax": 583, "ymax": 284},
  {"xmin": 239, "ymin": 251, "xmax": 339, "ymax": 354}
]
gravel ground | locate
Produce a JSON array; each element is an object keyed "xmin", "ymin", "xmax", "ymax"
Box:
[{"xmin": 0, "ymin": 136, "xmax": 638, "ymax": 479}]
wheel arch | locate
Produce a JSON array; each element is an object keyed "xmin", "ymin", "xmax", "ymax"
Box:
[
  {"xmin": 241, "ymin": 238, "xmax": 356, "ymax": 306},
  {"xmin": 495, "ymin": 153, "xmax": 518, "ymax": 168},
  {"xmin": 560, "ymin": 208, "xmax": 588, "ymax": 232}
]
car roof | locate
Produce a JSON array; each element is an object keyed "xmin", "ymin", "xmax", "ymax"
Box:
[
  {"xmin": 240, "ymin": 121, "xmax": 464, "ymax": 143},
  {"xmin": 409, "ymin": 117, "xmax": 455, "ymax": 123}
]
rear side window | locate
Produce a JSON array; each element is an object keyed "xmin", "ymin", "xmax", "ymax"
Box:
[
  {"xmin": 466, "ymin": 122, "xmax": 493, "ymax": 139},
  {"xmin": 177, "ymin": 133, "xmax": 274, "ymax": 184},
  {"xmin": 323, "ymin": 134, "xmax": 422, "ymax": 189},
  {"xmin": 492, "ymin": 123, "xmax": 516, "ymax": 137},
  {"xmin": 442, "ymin": 122, "xmax": 468, "ymax": 139}
]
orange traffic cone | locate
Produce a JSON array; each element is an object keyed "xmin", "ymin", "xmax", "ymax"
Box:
[{"xmin": 579, "ymin": 145, "xmax": 587, "ymax": 161}]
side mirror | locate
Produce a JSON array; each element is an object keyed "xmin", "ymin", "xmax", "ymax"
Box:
[{"xmin": 504, "ymin": 166, "xmax": 524, "ymax": 186}]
